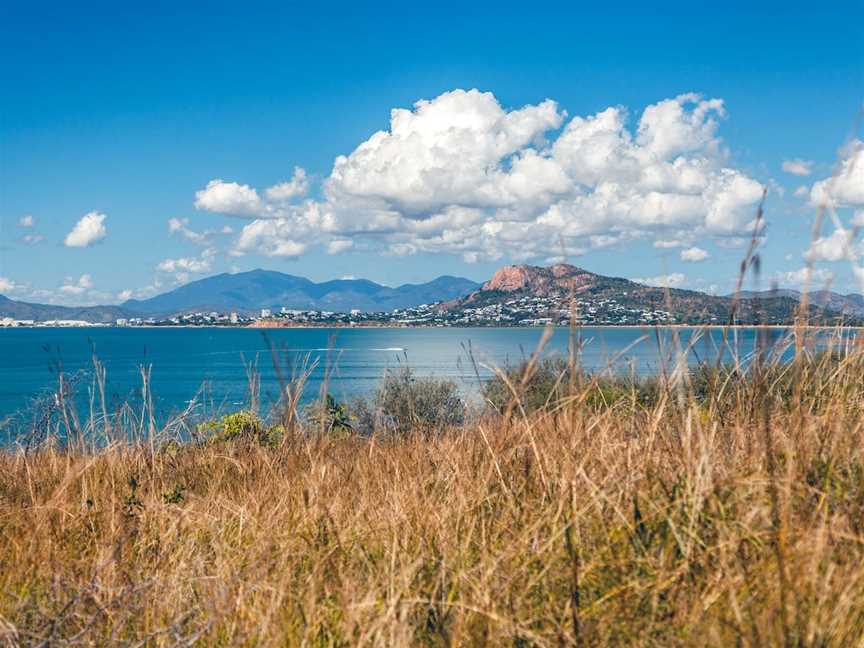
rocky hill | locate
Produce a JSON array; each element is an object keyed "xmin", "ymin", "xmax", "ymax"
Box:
[{"xmin": 445, "ymin": 264, "xmax": 856, "ymax": 326}]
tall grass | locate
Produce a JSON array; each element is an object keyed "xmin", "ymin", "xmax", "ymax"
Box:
[{"xmin": 2, "ymin": 326, "xmax": 864, "ymax": 646}]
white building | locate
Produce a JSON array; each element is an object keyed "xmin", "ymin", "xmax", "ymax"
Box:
[
  {"xmin": 261, "ymin": 308, "xmax": 271, "ymax": 318},
  {"xmin": 230, "ymin": 311, "xmax": 238, "ymax": 324}
]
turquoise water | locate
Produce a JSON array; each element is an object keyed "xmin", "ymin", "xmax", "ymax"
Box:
[{"xmin": 0, "ymin": 326, "xmax": 796, "ymax": 424}]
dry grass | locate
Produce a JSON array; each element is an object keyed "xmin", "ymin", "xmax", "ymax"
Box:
[{"xmin": 3, "ymin": 329, "xmax": 864, "ymax": 646}]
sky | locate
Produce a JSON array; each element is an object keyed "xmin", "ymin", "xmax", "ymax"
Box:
[{"xmin": 1, "ymin": 0, "xmax": 863, "ymax": 305}]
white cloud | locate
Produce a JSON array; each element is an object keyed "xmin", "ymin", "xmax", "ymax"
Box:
[
  {"xmin": 680, "ymin": 246, "xmax": 709, "ymax": 262},
  {"xmin": 327, "ymin": 89, "xmax": 567, "ymax": 215},
  {"xmin": 117, "ymin": 289, "xmax": 133, "ymax": 301},
  {"xmin": 157, "ymin": 248, "xmax": 216, "ymax": 274},
  {"xmin": 208, "ymin": 90, "xmax": 763, "ymax": 264},
  {"xmin": 851, "ymin": 210, "xmax": 864, "ymax": 227},
  {"xmin": 774, "ymin": 266, "xmax": 833, "ymax": 288},
  {"xmin": 793, "ymin": 185, "xmax": 809, "ymax": 198},
  {"xmin": 195, "ymin": 180, "xmax": 263, "ymax": 216},
  {"xmin": 326, "ymin": 239, "xmax": 354, "ymax": 254},
  {"xmin": 632, "ymin": 272, "xmax": 686, "ymax": 288},
  {"xmin": 0, "ymin": 277, "xmax": 19, "ymax": 293},
  {"xmin": 234, "ymin": 219, "xmax": 307, "ymax": 257},
  {"xmin": 15, "ymin": 214, "xmax": 42, "ymax": 244},
  {"xmin": 810, "ymin": 140, "xmax": 864, "ymax": 208},
  {"xmin": 805, "ymin": 227, "xmax": 859, "ymax": 263},
  {"xmin": 64, "ymin": 211, "xmax": 107, "ymax": 248},
  {"xmin": 782, "ymin": 158, "xmax": 813, "ymax": 176},
  {"xmin": 653, "ymin": 239, "xmax": 687, "ymax": 249},
  {"xmin": 265, "ymin": 167, "xmax": 309, "ymax": 201},
  {"xmin": 59, "ymin": 274, "xmax": 94, "ymax": 295},
  {"xmin": 168, "ymin": 217, "xmax": 233, "ymax": 246},
  {"xmin": 230, "ymin": 201, "xmax": 334, "ymax": 257}
]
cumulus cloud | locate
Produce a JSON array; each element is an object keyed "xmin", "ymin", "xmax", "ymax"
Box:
[
  {"xmin": 632, "ymin": 272, "xmax": 686, "ymax": 288},
  {"xmin": 59, "ymin": 274, "xmax": 94, "ymax": 295},
  {"xmin": 234, "ymin": 219, "xmax": 307, "ymax": 257},
  {"xmin": 805, "ymin": 228, "xmax": 855, "ymax": 263},
  {"xmin": 157, "ymin": 248, "xmax": 216, "ymax": 274},
  {"xmin": 230, "ymin": 201, "xmax": 335, "ymax": 258},
  {"xmin": 680, "ymin": 246, "xmax": 710, "ymax": 262},
  {"xmin": 195, "ymin": 168, "xmax": 310, "ymax": 219},
  {"xmin": 195, "ymin": 180, "xmax": 263, "ymax": 216},
  {"xmin": 64, "ymin": 211, "xmax": 107, "ymax": 248},
  {"xmin": 810, "ymin": 140, "xmax": 864, "ymax": 208},
  {"xmin": 17, "ymin": 215, "xmax": 35, "ymax": 228},
  {"xmin": 782, "ymin": 158, "xmax": 813, "ymax": 176},
  {"xmin": 208, "ymin": 90, "xmax": 763, "ymax": 263},
  {"xmin": 327, "ymin": 89, "xmax": 567, "ymax": 215},
  {"xmin": 793, "ymin": 185, "xmax": 809, "ymax": 198},
  {"xmin": 265, "ymin": 167, "xmax": 309, "ymax": 201},
  {"xmin": 774, "ymin": 266, "xmax": 833, "ymax": 288}
]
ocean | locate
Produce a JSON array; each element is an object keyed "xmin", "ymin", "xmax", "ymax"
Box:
[{"xmin": 0, "ymin": 326, "xmax": 808, "ymax": 425}]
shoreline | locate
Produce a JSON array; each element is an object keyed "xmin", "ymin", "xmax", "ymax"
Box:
[{"xmin": 1, "ymin": 323, "xmax": 862, "ymax": 331}]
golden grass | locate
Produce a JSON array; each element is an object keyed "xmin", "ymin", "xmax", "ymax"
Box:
[{"xmin": 2, "ymin": 332, "xmax": 864, "ymax": 646}]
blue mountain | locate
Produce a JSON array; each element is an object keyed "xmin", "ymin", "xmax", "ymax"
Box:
[{"xmin": 122, "ymin": 269, "xmax": 480, "ymax": 316}]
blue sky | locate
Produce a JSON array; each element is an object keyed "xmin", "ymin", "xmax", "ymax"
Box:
[{"xmin": 1, "ymin": 0, "xmax": 862, "ymax": 304}]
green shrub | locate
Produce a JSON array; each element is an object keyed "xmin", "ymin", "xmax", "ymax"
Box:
[
  {"xmin": 483, "ymin": 357, "xmax": 571, "ymax": 414},
  {"xmin": 304, "ymin": 394, "xmax": 354, "ymax": 436},
  {"xmin": 199, "ymin": 410, "xmax": 282, "ymax": 447},
  {"xmin": 356, "ymin": 367, "xmax": 465, "ymax": 435},
  {"xmin": 483, "ymin": 357, "xmax": 662, "ymax": 414}
]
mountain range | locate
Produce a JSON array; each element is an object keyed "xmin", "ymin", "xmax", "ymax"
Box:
[
  {"xmin": 122, "ymin": 270, "xmax": 480, "ymax": 315},
  {"xmin": 0, "ymin": 270, "xmax": 480, "ymax": 322},
  {"xmin": 1, "ymin": 265, "xmax": 861, "ymax": 324}
]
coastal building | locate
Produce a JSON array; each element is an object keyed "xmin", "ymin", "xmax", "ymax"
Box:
[
  {"xmin": 230, "ymin": 311, "xmax": 239, "ymax": 324},
  {"xmin": 261, "ymin": 308, "xmax": 271, "ymax": 318}
]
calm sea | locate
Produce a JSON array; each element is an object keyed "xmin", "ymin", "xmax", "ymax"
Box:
[{"xmin": 0, "ymin": 326, "xmax": 801, "ymax": 423}]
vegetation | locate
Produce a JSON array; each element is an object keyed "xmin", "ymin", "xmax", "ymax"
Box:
[
  {"xmin": 2, "ymin": 329, "xmax": 864, "ymax": 645},
  {"xmin": 352, "ymin": 367, "xmax": 466, "ymax": 435}
]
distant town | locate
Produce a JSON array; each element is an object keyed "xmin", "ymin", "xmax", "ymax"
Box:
[{"xmin": 0, "ymin": 293, "xmax": 683, "ymax": 328}]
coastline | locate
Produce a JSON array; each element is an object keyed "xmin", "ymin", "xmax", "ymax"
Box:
[{"xmin": 2, "ymin": 323, "xmax": 862, "ymax": 331}]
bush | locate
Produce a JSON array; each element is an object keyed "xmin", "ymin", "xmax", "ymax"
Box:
[
  {"xmin": 483, "ymin": 357, "xmax": 663, "ymax": 414},
  {"xmin": 483, "ymin": 357, "xmax": 571, "ymax": 414},
  {"xmin": 356, "ymin": 367, "xmax": 465, "ymax": 435},
  {"xmin": 304, "ymin": 394, "xmax": 354, "ymax": 436},
  {"xmin": 199, "ymin": 410, "xmax": 282, "ymax": 447}
]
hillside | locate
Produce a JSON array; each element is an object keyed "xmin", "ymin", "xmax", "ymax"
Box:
[
  {"xmin": 445, "ymin": 264, "xmax": 856, "ymax": 325},
  {"xmin": 735, "ymin": 289, "xmax": 864, "ymax": 317},
  {"xmin": 4, "ymin": 265, "xmax": 859, "ymax": 325},
  {"xmin": 122, "ymin": 269, "xmax": 479, "ymax": 316},
  {"xmin": 0, "ymin": 295, "xmax": 134, "ymax": 323}
]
